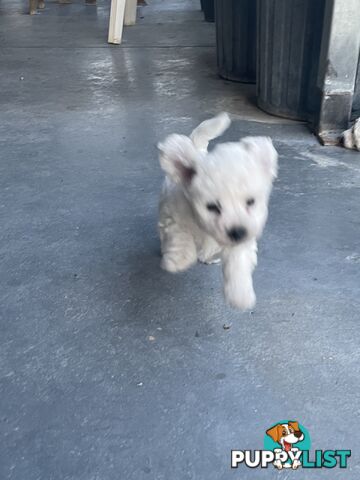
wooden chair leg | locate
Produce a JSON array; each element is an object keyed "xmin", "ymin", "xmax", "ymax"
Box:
[
  {"xmin": 29, "ymin": 0, "xmax": 38, "ymax": 14},
  {"xmin": 108, "ymin": 0, "xmax": 126, "ymax": 44},
  {"xmin": 124, "ymin": 0, "xmax": 137, "ymax": 26}
]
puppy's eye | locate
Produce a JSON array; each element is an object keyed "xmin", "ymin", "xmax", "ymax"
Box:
[
  {"xmin": 282, "ymin": 430, "xmax": 287, "ymax": 436},
  {"xmin": 246, "ymin": 198, "xmax": 255, "ymax": 206},
  {"xmin": 206, "ymin": 202, "xmax": 221, "ymax": 215}
]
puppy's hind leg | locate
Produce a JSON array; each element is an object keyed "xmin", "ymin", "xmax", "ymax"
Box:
[{"xmin": 159, "ymin": 222, "xmax": 197, "ymax": 273}]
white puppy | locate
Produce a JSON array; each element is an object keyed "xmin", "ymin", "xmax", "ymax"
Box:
[{"xmin": 157, "ymin": 113, "xmax": 278, "ymax": 310}]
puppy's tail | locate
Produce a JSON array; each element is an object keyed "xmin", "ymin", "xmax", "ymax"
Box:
[{"xmin": 190, "ymin": 112, "xmax": 231, "ymax": 152}]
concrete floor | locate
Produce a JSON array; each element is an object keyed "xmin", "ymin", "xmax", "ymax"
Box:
[{"xmin": 1, "ymin": 1, "xmax": 360, "ymax": 479}]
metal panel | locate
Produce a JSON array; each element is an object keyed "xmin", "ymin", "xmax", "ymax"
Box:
[
  {"xmin": 352, "ymin": 56, "xmax": 360, "ymax": 119},
  {"xmin": 315, "ymin": 0, "xmax": 360, "ymax": 143}
]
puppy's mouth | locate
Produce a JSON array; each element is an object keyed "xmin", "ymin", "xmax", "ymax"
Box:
[{"xmin": 283, "ymin": 441, "xmax": 292, "ymax": 452}]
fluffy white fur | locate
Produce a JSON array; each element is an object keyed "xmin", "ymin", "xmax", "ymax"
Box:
[
  {"xmin": 158, "ymin": 113, "xmax": 278, "ymax": 310},
  {"xmin": 342, "ymin": 117, "xmax": 360, "ymax": 151}
]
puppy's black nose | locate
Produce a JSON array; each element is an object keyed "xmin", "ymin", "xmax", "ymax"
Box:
[
  {"xmin": 227, "ymin": 227, "xmax": 247, "ymax": 242},
  {"xmin": 294, "ymin": 430, "xmax": 303, "ymax": 439}
]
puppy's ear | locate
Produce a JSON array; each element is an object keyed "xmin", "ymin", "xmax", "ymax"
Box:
[
  {"xmin": 240, "ymin": 136, "xmax": 278, "ymax": 179},
  {"xmin": 266, "ymin": 424, "xmax": 282, "ymax": 444},
  {"xmin": 289, "ymin": 421, "xmax": 300, "ymax": 432},
  {"xmin": 158, "ymin": 134, "xmax": 200, "ymax": 185}
]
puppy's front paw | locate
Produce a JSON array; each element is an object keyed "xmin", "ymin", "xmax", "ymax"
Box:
[
  {"xmin": 161, "ymin": 253, "xmax": 194, "ymax": 273},
  {"xmin": 273, "ymin": 460, "xmax": 283, "ymax": 470},
  {"xmin": 198, "ymin": 253, "xmax": 221, "ymax": 265},
  {"xmin": 224, "ymin": 282, "xmax": 256, "ymax": 311}
]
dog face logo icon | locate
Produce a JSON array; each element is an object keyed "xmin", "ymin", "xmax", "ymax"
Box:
[
  {"xmin": 266, "ymin": 421, "xmax": 304, "ymax": 452},
  {"xmin": 265, "ymin": 421, "xmax": 306, "ymax": 470}
]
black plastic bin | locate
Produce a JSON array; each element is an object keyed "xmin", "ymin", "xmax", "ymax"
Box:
[
  {"xmin": 201, "ymin": 0, "xmax": 215, "ymax": 22},
  {"xmin": 215, "ymin": 0, "xmax": 256, "ymax": 83},
  {"xmin": 257, "ymin": 0, "xmax": 326, "ymax": 121}
]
